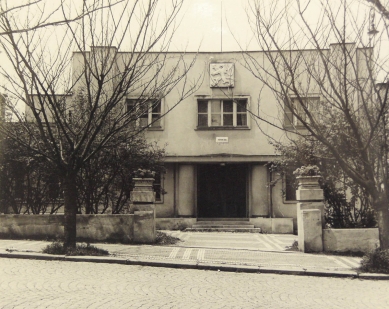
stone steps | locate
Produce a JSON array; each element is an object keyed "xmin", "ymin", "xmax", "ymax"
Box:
[
  {"xmin": 186, "ymin": 219, "xmax": 261, "ymax": 233},
  {"xmin": 192, "ymin": 224, "xmax": 255, "ymax": 228},
  {"xmin": 197, "ymin": 218, "xmax": 250, "ymax": 221},
  {"xmin": 185, "ymin": 227, "xmax": 262, "ymax": 233},
  {"xmin": 193, "ymin": 221, "xmax": 253, "ymax": 226}
]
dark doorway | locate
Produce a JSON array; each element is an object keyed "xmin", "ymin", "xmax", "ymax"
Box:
[{"xmin": 197, "ymin": 164, "xmax": 247, "ymax": 218}]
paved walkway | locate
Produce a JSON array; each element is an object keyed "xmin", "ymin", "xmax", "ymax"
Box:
[
  {"xmin": 164, "ymin": 231, "xmax": 296, "ymax": 251},
  {"xmin": 0, "ymin": 231, "xmax": 376, "ymax": 278}
]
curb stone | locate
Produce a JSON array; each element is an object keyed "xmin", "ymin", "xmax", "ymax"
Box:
[
  {"xmin": 358, "ymin": 273, "xmax": 389, "ymax": 280},
  {"xmin": 0, "ymin": 250, "xmax": 387, "ymax": 280}
]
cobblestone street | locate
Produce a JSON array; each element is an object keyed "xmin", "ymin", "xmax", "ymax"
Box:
[{"xmin": 0, "ymin": 258, "xmax": 388, "ymax": 309}]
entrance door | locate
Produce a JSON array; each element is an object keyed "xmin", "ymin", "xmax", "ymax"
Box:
[{"xmin": 197, "ymin": 164, "xmax": 247, "ymax": 218}]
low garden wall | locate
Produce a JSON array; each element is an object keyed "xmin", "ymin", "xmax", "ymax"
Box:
[
  {"xmin": 0, "ymin": 214, "xmax": 134, "ymax": 243},
  {"xmin": 156, "ymin": 218, "xmax": 197, "ymax": 230},
  {"xmin": 250, "ymin": 218, "xmax": 294, "ymax": 234},
  {"xmin": 155, "ymin": 218, "xmax": 294, "ymax": 233},
  {"xmin": 323, "ymin": 228, "xmax": 379, "ymax": 253}
]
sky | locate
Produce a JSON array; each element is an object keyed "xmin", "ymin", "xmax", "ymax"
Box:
[
  {"xmin": 169, "ymin": 0, "xmax": 253, "ymax": 52},
  {"xmin": 160, "ymin": 0, "xmax": 388, "ymax": 53},
  {"xmin": 0, "ymin": 0, "xmax": 388, "ymax": 98},
  {"xmin": 1, "ymin": 0, "xmax": 387, "ymax": 52},
  {"xmin": 0, "ymin": 0, "xmax": 255, "ymax": 93}
]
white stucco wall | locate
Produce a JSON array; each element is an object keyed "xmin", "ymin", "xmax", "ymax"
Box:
[{"xmin": 323, "ymin": 228, "xmax": 379, "ymax": 253}]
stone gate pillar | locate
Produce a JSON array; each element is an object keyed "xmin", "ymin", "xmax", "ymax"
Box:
[
  {"xmin": 130, "ymin": 178, "xmax": 156, "ymax": 243},
  {"xmin": 296, "ymin": 176, "xmax": 324, "ymax": 252}
]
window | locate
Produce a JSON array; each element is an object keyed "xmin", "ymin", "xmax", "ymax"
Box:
[
  {"xmin": 153, "ymin": 172, "xmax": 163, "ymax": 203},
  {"xmin": 284, "ymin": 169, "xmax": 297, "ymax": 201},
  {"xmin": 126, "ymin": 99, "xmax": 162, "ymax": 128},
  {"xmin": 197, "ymin": 99, "xmax": 248, "ymax": 128},
  {"xmin": 284, "ymin": 96, "xmax": 320, "ymax": 128}
]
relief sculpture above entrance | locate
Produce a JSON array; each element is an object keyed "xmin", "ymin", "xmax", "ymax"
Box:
[{"xmin": 210, "ymin": 63, "xmax": 234, "ymax": 88}]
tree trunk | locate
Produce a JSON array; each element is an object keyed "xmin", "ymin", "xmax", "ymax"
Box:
[
  {"xmin": 377, "ymin": 209, "xmax": 389, "ymax": 250},
  {"xmin": 63, "ymin": 171, "xmax": 78, "ymax": 249},
  {"xmin": 374, "ymin": 193, "xmax": 389, "ymax": 250}
]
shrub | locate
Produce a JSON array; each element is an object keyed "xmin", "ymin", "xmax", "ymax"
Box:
[
  {"xmin": 293, "ymin": 165, "xmax": 320, "ymax": 177},
  {"xmin": 155, "ymin": 231, "xmax": 181, "ymax": 245},
  {"xmin": 42, "ymin": 241, "xmax": 63, "ymax": 254},
  {"xmin": 271, "ymin": 138, "xmax": 377, "ymax": 229},
  {"xmin": 360, "ymin": 248, "xmax": 389, "ymax": 274},
  {"xmin": 133, "ymin": 168, "xmax": 156, "ymax": 179},
  {"xmin": 42, "ymin": 241, "xmax": 109, "ymax": 256}
]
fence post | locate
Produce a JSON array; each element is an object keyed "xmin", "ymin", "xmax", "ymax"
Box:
[
  {"xmin": 130, "ymin": 178, "xmax": 156, "ymax": 243},
  {"xmin": 296, "ymin": 176, "xmax": 324, "ymax": 252}
]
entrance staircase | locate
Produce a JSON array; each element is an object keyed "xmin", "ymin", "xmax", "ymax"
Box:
[{"xmin": 186, "ymin": 218, "xmax": 261, "ymax": 233}]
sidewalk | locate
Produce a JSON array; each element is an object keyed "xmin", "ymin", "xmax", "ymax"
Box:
[{"xmin": 0, "ymin": 231, "xmax": 387, "ymax": 279}]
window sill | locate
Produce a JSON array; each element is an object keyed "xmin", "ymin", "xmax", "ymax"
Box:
[
  {"xmin": 146, "ymin": 127, "xmax": 163, "ymax": 131},
  {"xmin": 283, "ymin": 200, "xmax": 297, "ymax": 204},
  {"xmin": 284, "ymin": 125, "xmax": 308, "ymax": 130},
  {"xmin": 195, "ymin": 126, "xmax": 250, "ymax": 131}
]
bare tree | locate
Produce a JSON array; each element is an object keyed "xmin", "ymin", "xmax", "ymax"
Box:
[
  {"xmin": 243, "ymin": 0, "xmax": 389, "ymax": 248},
  {"xmin": 0, "ymin": 0, "xmax": 123, "ymax": 36},
  {"xmin": 0, "ymin": 0, "xmax": 200, "ymax": 248}
]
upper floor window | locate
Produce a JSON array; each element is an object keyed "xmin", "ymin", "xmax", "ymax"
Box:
[
  {"xmin": 197, "ymin": 99, "xmax": 248, "ymax": 128},
  {"xmin": 284, "ymin": 96, "xmax": 320, "ymax": 128},
  {"xmin": 126, "ymin": 99, "xmax": 162, "ymax": 128}
]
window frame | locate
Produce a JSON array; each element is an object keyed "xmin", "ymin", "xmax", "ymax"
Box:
[
  {"xmin": 283, "ymin": 168, "xmax": 298, "ymax": 203},
  {"xmin": 196, "ymin": 97, "xmax": 250, "ymax": 129},
  {"xmin": 284, "ymin": 95, "xmax": 321, "ymax": 129},
  {"xmin": 126, "ymin": 98, "xmax": 163, "ymax": 130},
  {"xmin": 153, "ymin": 172, "xmax": 164, "ymax": 204}
]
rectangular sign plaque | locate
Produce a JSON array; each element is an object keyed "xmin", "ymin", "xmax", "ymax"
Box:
[{"xmin": 216, "ymin": 137, "xmax": 229, "ymax": 143}]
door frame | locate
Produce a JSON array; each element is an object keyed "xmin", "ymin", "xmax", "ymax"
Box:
[{"xmin": 196, "ymin": 163, "xmax": 249, "ymax": 218}]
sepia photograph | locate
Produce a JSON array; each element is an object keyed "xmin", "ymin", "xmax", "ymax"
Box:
[{"xmin": 0, "ymin": 0, "xmax": 389, "ymax": 308}]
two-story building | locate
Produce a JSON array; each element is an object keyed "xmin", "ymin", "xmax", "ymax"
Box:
[
  {"xmin": 67, "ymin": 48, "xmax": 296, "ymax": 232},
  {"xmin": 27, "ymin": 42, "xmax": 371, "ymax": 233}
]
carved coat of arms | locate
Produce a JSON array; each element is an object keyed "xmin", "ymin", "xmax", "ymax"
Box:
[{"xmin": 210, "ymin": 63, "xmax": 234, "ymax": 87}]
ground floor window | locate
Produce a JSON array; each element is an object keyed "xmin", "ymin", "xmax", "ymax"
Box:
[
  {"xmin": 153, "ymin": 172, "xmax": 163, "ymax": 203},
  {"xmin": 284, "ymin": 167, "xmax": 297, "ymax": 201}
]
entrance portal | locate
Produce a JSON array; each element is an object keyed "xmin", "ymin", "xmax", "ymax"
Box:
[{"xmin": 197, "ymin": 164, "xmax": 247, "ymax": 218}]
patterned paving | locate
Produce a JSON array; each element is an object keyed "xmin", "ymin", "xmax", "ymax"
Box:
[
  {"xmin": 0, "ymin": 232, "xmax": 362, "ymax": 272},
  {"xmin": 113, "ymin": 245, "xmax": 361, "ymax": 271},
  {"xmin": 165, "ymin": 231, "xmax": 296, "ymax": 251}
]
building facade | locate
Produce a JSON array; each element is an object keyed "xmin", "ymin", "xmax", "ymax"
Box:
[
  {"xmin": 25, "ymin": 43, "xmax": 371, "ymax": 232},
  {"xmin": 101, "ymin": 50, "xmax": 296, "ymax": 231}
]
